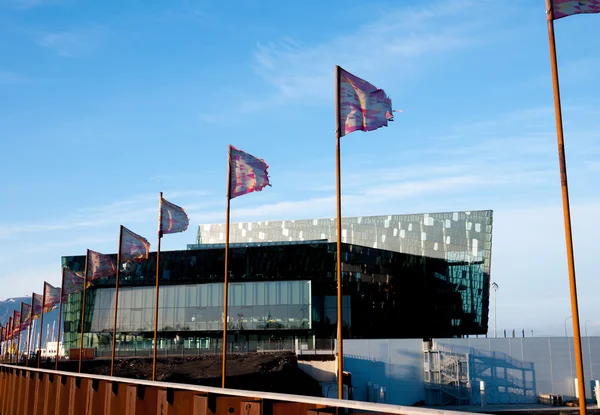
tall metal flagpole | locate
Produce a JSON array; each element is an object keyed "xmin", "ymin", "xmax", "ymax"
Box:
[
  {"xmin": 16, "ymin": 303, "xmax": 24, "ymax": 365},
  {"xmin": 152, "ymin": 192, "xmax": 163, "ymax": 381},
  {"xmin": 110, "ymin": 226, "xmax": 124, "ymax": 377},
  {"xmin": 37, "ymin": 284, "xmax": 47, "ymax": 368},
  {"xmin": 222, "ymin": 147, "xmax": 232, "ymax": 389},
  {"xmin": 545, "ymin": 1, "xmax": 587, "ymax": 413},
  {"xmin": 26, "ymin": 293, "xmax": 34, "ymax": 367},
  {"xmin": 78, "ymin": 251, "xmax": 90, "ymax": 373},
  {"xmin": 334, "ymin": 65, "xmax": 344, "ymax": 400},
  {"xmin": 56, "ymin": 268, "xmax": 66, "ymax": 370}
]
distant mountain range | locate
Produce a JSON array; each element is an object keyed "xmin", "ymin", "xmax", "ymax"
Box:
[{"xmin": 0, "ymin": 297, "xmax": 59, "ymax": 347}]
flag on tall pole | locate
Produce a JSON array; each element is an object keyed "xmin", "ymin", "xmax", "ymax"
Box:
[
  {"xmin": 7, "ymin": 316, "xmax": 13, "ymax": 363},
  {"xmin": 43, "ymin": 283, "xmax": 61, "ymax": 313},
  {"xmin": 16, "ymin": 305, "xmax": 25, "ymax": 363},
  {"xmin": 545, "ymin": 2, "xmax": 598, "ymax": 413},
  {"xmin": 152, "ymin": 193, "xmax": 189, "ymax": 381},
  {"xmin": 38, "ymin": 282, "xmax": 58, "ymax": 367},
  {"xmin": 60, "ymin": 267, "xmax": 83, "ymax": 370},
  {"xmin": 79, "ymin": 249, "xmax": 113, "ymax": 370},
  {"xmin": 77, "ymin": 254, "xmax": 90, "ymax": 373},
  {"xmin": 26, "ymin": 293, "xmax": 41, "ymax": 367},
  {"xmin": 229, "ymin": 145, "xmax": 271, "ymax": 199},
  {"xmin": 20, "ymin": 302, "xmax": 32, "ymax": 364},
  {"xmin": 335, "ymin": 65, "xmax": 395, "ymax": 399},
  {"xmin": 32, "ymin": 294, "xmax": 43, "ymax": 320},
  {"xmin": 222, "ymin": 145, "xmax": 271, "ymax": 388},
  {"xmin": 338, "ymin": 67, "xmax": 394, "ymax": 137},
  {"xmin": 88, "ymin": 250, "xmax": 116, "ymax": 282},
  {"xmin": 111, "ymin": 226, "xmax": 149, "ymax": 376},
  {"xmin": 550, "ymin": 0, "xmax": 600, "ymax": 19}
]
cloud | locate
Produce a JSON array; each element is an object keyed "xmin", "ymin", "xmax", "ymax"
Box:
[
  {"xmin": 199, "ymin": 0, "xmax": 485, "ymax": 123},
  {"xmin": 35, "ymin": 25, "xmax": 106, "ymax": 58}
]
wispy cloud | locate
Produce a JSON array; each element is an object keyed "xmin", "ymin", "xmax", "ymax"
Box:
[
  {"xmin": 199, "ymin": 0, "xmax": 486, "ymax": 123},
  {"xmin": 35, "ymin": 25, "xmax": 105, "ymax": 58}
]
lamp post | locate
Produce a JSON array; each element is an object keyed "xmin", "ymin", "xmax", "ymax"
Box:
[
  {"xmin": 586, "ymin": 320, "xmax": 593, "ymax": 380},
  {"xmin": 565, "ymin": 316, "xmax": 572, "ymax": 337},
  {"xmin": 566, "ymin": 316, "xmax": 574, "ymax": 380},
  {"xmin": 491, "ymin": 282, "xmax": 499, "ymax": 338}
]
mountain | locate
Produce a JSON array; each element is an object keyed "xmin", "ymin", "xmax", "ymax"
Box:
[{"xmin": 0, "ymin": 297, "xmax": 59, "ymax": 346}]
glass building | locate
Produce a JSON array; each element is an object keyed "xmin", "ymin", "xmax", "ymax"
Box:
[{"xmin": 60, "ymin": 210, "xmax": 492, "ymax": 354}]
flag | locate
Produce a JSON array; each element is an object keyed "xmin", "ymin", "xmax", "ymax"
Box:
[
  {"xmin": 62, "ymin": 269, "xmax": 85, "ymax": 301},
  {"xmin": 88, "ymin": 250, "xmax": 116, "ymax": 281},
  {"xmin": 120, "ymin": 226, "xmax": 150, "ymax": 262},
  {"xmin": 32, "ymin": 293, "xmax": 43, "ymax": 320},
  {"xmin": 43, "ymin": 282, "xmax": 61, "ymax": 313},
  {"xmin": 338, "ymin": 67, "xmax": 394, "ymax": 136},
  {"xmin": 160, "ymin": 197, "xmax": 190, "ymax": 236},
  {"xmin": 229, "ymin": 145, "xmax": 271, "ymax": 199},
  {"xmin": 12, "ymin": 311, "xmax": 20, "ymax": 336},
  {"xmin": 7, "ymin": 317, "xmax": 12, "ymax": 339},
  {"xmin": 551, "ymin": 0, "xmax": 600, "ymax": 19},
  {"xmin": 20, "ymin": 303, "xmax": 31, "ymax": 331}
]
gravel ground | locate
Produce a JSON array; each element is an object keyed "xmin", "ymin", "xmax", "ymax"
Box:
[{"xmin": 50, "ymin": 351, "xmax": 323, "ymax": 397}]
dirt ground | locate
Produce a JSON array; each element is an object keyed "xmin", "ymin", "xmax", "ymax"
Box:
[{"xmin": 49, "ymin": 352, "xmax": 323, "ymax": 397}]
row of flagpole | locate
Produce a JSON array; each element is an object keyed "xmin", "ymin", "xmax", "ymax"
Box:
[{"xmin": 1, "ymin": 3, "xmax": 597, "ymax": 403}]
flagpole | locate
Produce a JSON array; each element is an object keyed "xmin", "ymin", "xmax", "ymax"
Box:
[
  {"xmin": 16, "ymin": 304, "xmax": 24, "ymax": 365},
  {"xmin": 56, "ymin": 269, "xmax": 66, "ymax": 370},
  {"xmin": 37, "ymin": 284, "xmax": 47, "ymax": 368},
  {"xmin": 334, "ymin": 64, "xmax": 344, "ymax": 400},
  {"xmin": 8, "ymin": 316, "xmax": 14, "ymax": 364},
  {"xmin": 545, "ymin": 2, "xmax": 587, "ymax": 413},
  {"xmin": 110, "ymin": 226, "xmax": 123, "ymax": 377},
  {"xmin": 9, "ymin": 316, "xmax": 13, "ymax": 364},
  {"xmin": 222, "ymin": 146, "xmax": 232, "ymax": 389},
  {"xmin": 26, "ymin": 294, "xmax": 34, "ymax": 367},
  {"xmin": 152, "ymin": 192, "xmax": 163, "ymax": 381},
  {"xmin": 78, "ymin": 251, "xmax": 90, "ymax": 373}
]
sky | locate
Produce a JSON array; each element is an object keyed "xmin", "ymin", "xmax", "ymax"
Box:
[{"xmin": 0, "ymin": 0, "xmax": 598, "ymax": 337}]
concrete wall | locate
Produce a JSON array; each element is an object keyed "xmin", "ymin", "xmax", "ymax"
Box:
[
  {"xmin": 298, "ymin": 359, "xmax": 337, "ymax": 383},
  {"xmin": 341, "ymin": 337, "xmax": 600, "ymax": 406},
  {"xmin": 344, "ymin": 339, "xmax": 426, "ymax": 405}
]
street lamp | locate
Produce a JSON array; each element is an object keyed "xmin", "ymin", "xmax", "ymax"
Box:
[
  {"xmin": 491, "ymin": 282, "xmax": 499, "ymax": 338},
  {"xmin": 586, "ymin": 320, "xmax": 594, "ymax": 379},
  {"xmin": 564, "ymin": 315, "xmax": 572, "ymax": 337},
  {"xmin": 565, "ymin": 315, "xmax": 573, "ymax": 379},
  {"xmin": 585, "ymin": 320, "xmax": 590, "ymax": 337}
]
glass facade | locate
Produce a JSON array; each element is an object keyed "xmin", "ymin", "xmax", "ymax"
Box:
[{"xmin": 60, "ymin": 210, "xmax": 492, "ymax": 353}]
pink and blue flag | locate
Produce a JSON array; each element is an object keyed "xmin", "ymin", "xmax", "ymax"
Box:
[
  {"xmin": 43, "ymin": 283, "xmax": 61, "ymax": 313},
  {"xmin": 20, "ymin": 303, "xmax": 31, "ymax": 331},
  {"xmin": 120, "ymin": 226, "xmax": 150, "ymax": 262},
  {"xmin": 87, "ymin": 250, "xmax": 116, "ymax": 281},
  {"xmin": 32, "ymin": 293, "xmax": 43, "ymax": 319},
  {"xmin": 338, "ymin": 67, "xmax": 394, "ymax": 136},
  {"xmin": 160, "ymin": 198, "xmax": 189, "ymax": 236},
  {"xmin": 62, "ymin": 269, "xmax": 85, "ymax": 300},
  {"xmin": 229, "ymin": 145, "xmax": 271, "ymax": 199},
  {"xmin": 551, "ymin": 0, "xmax": 600, "ymax": 19}
]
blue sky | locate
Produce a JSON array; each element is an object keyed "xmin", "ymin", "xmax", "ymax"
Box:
[{"xmin": 0, "ymin": 0, "xmax": 598, "ymax": 336}]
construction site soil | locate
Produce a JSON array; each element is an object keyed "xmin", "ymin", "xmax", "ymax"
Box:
[{"xmin": 47, "ymin": 352, "xmax": 323, "ymax": 397}]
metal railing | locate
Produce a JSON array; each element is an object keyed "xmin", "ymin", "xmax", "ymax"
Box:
[{"xmin": 0, "ymin": 363, "xmax": 491, "ymax": 415}]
